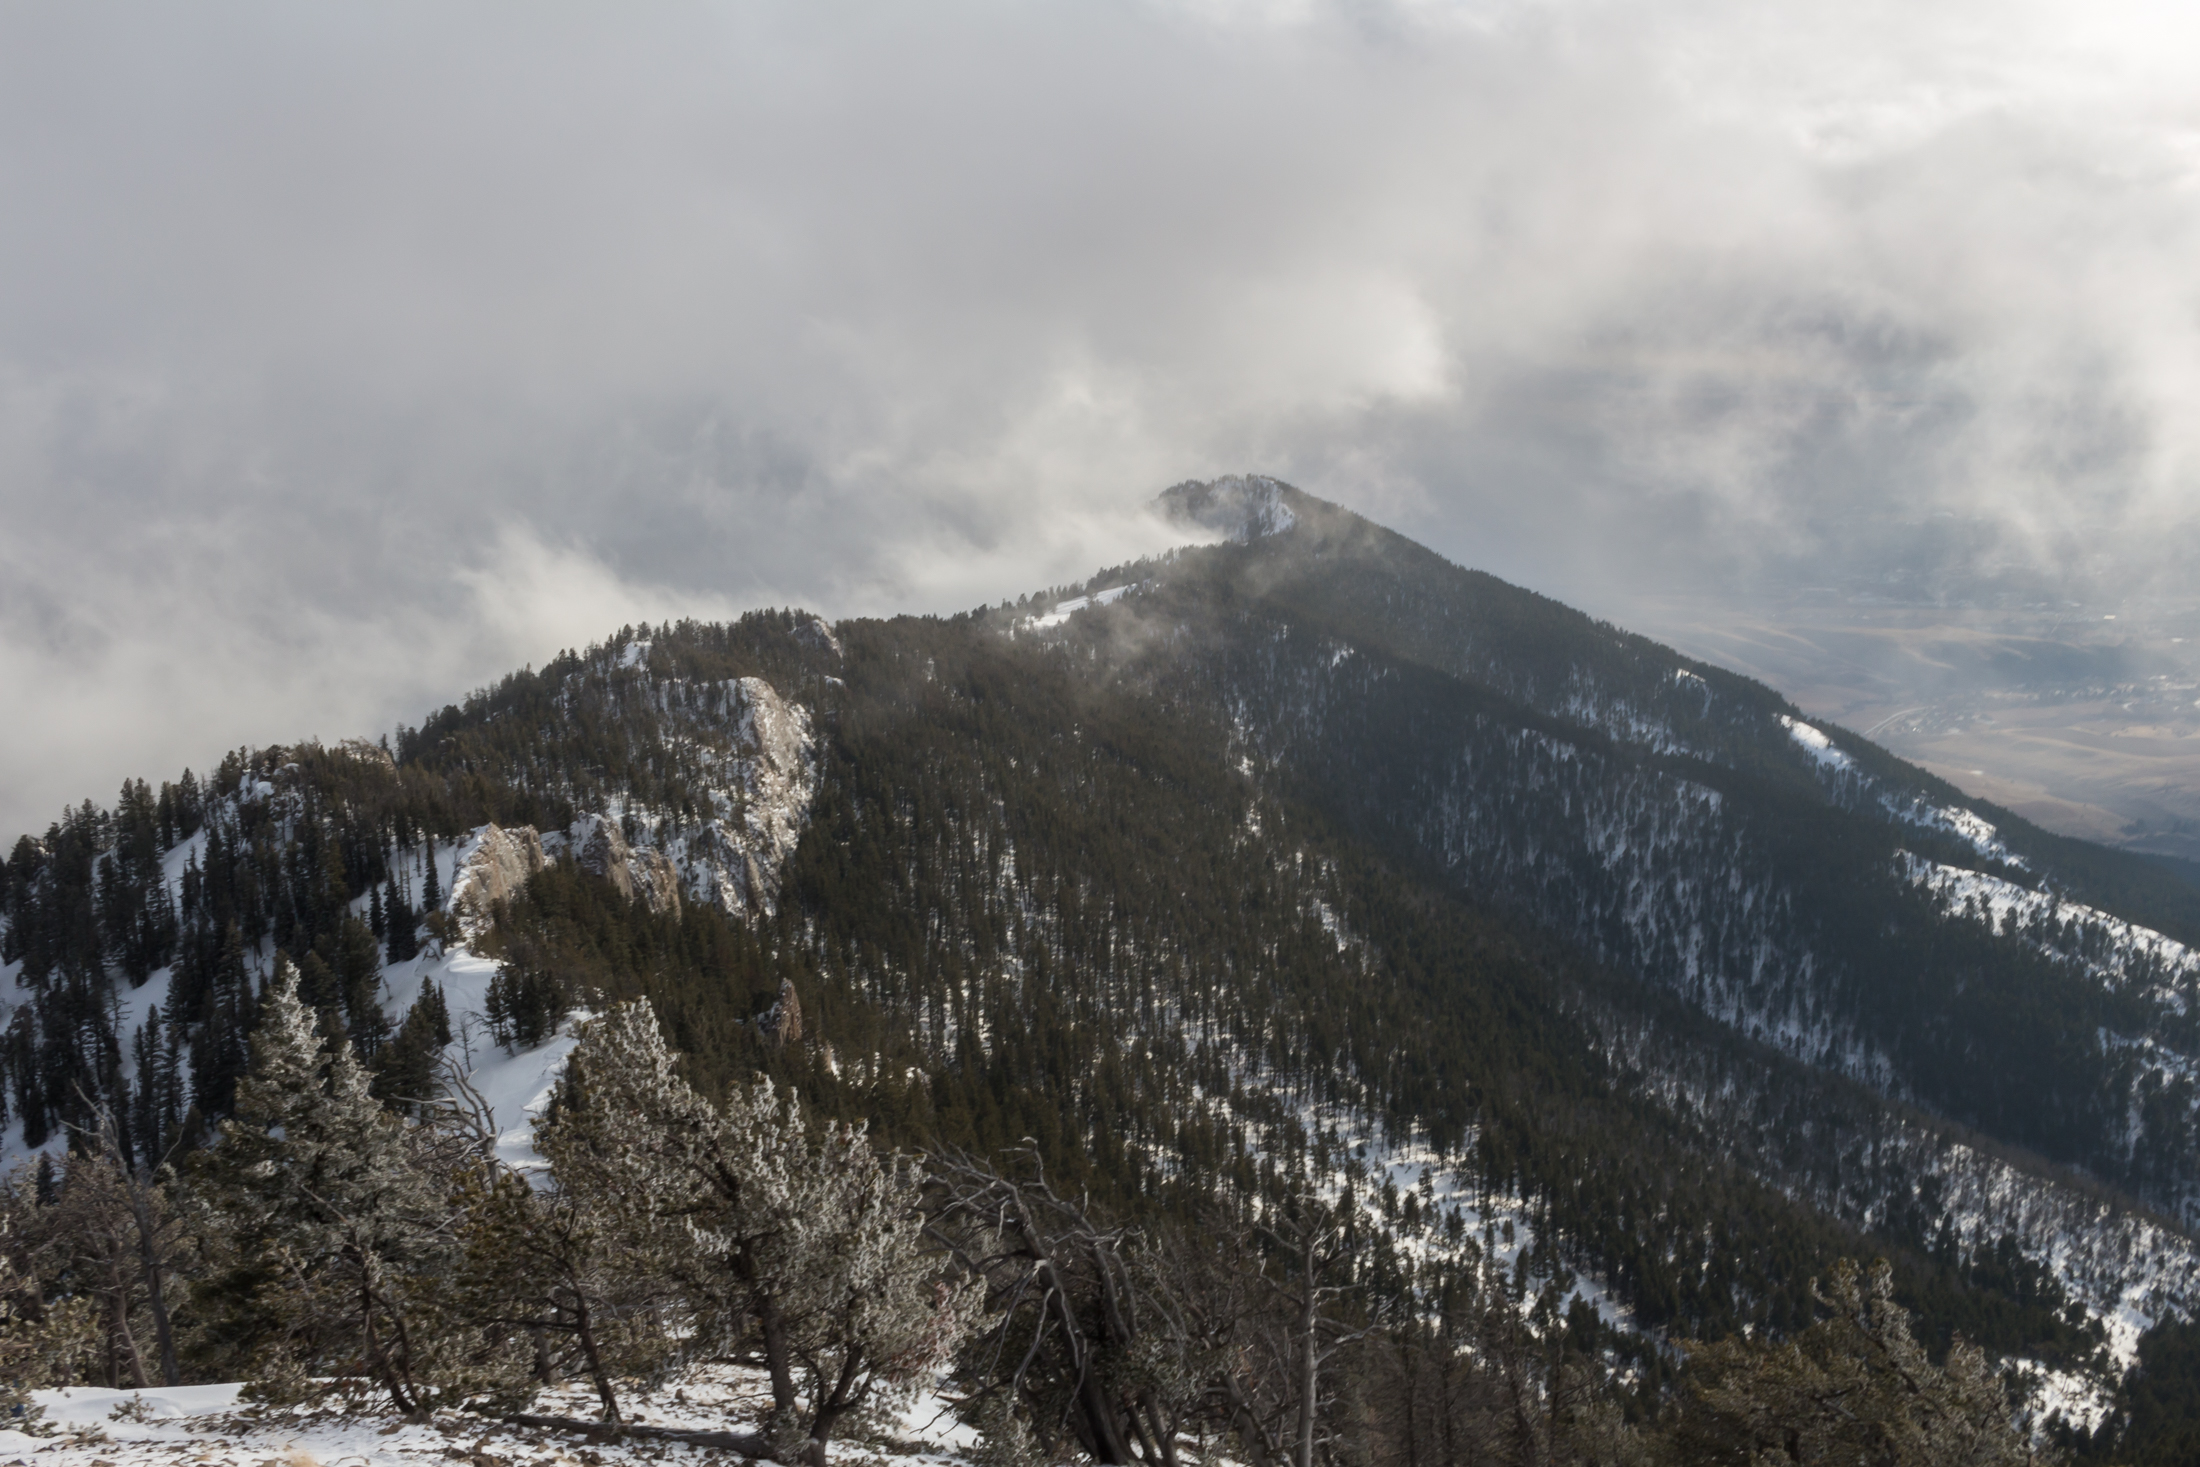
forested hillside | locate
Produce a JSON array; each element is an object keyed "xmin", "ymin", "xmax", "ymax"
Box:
[{"xmin": 6, "ymin": 478, "xmax": 2200, "ymax": 1462}]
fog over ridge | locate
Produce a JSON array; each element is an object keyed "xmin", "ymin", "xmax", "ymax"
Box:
[{"xmin": 4, "ymin": 0, "xmax": 2199, "ymax": 839}]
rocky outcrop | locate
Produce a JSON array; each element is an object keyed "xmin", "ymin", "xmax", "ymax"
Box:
[
  {"xmin": 498, "ymin": 658, "xmax": 822, "ymax": 931},
  {"xmin": 337, "ymin": 737, "xmax": 396, "ymax": 770},
  {"xmin": 451, "ymin": 823, "xmax": 547, "ymax": 932},
  {"xmin": 570, "ymin": 813, "xmax": 681, "ymax": 917},
  {"xmin": 763, "ymin": 977, "xmax": 804, "ymax": 1052},
  {"xmin": 790, "ymin": 610, "xmax": 842, "ymax": 659},
  {"xmin": 669, "ymin": 676, "xmax": 819, "ymax": 920}
]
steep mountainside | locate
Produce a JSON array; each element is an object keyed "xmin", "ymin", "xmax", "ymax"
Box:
[
  {"xmin": 6, "ymin": 479, "xmax": 2200, "ymax": 1447},
  {"xmin": 1130, "ymin": 480, "xmax": 2200, "ymax": 1221}
]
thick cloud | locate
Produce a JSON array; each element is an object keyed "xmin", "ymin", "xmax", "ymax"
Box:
[{"xmin": 3, "ymin": 0, "xmax": 2198, "ymax": 836}]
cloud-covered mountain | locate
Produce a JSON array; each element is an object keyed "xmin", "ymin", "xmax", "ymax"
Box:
[{"xmin": 13, "ymin": 481, "xmax": 2200, "ymax": 1444}]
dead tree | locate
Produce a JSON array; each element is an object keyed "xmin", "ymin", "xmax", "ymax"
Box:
[
  {"xmin": 925, "ymin": 1146, "xmax": 1207, "ymax": 1467},
  {"xmin": 925, "ymin": 1150, "xmax": 1378, "ymax": 1467},
  {"xmin": 60, "ymin": 1093, "xmax": 187, "ymax": 1387},
  {"xmin": 1195, "ymin": 1200, "xmax": 1366, "ymax": 1467}
]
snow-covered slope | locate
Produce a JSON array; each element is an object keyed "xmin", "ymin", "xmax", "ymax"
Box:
[{"xmin": 14, "ymin": 1368, "xmax": 978, "ymax": 1467}]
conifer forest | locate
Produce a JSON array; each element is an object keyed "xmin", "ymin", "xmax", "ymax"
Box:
[{"xmin": 11, "ymin": 479, "xmax": 2200, "ymax": 1465}]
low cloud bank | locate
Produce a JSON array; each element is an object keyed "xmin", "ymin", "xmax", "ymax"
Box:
[{"xmin": 5, "ymin": 0, "xmax": 2197, "ymax": 834}]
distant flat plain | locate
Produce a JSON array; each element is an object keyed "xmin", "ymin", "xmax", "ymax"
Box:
[{"xmin": 1630, "ymin": 592, "xmax": 2200, "ymax": 861}]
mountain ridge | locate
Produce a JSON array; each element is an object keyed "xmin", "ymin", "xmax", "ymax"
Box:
[{"xmin": 7, "ymin": 478, "xmax": 2200, "ymax": 1449}]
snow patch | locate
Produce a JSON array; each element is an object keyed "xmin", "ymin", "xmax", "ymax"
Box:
[
  {"xmin": 1780, "ymin": 714, "xmax": 1855, "ymax": 772},
  {"xmin": 1027, "ymin": 582, "xmax": 1137, "ymax": 630},
  {"xmin": 1902, "ymin": 853, "xmax": 2199, "ymax": 1017},
  {"xmin": 1781, "ymin": 715, "xmax": 2024, "ymax": 865},
  {"xmin": 1891, "ymin": 797, "xmax": 2024, "ymax": 867},
  {"xmin": 26, "ymin": 1367, "xmax": 976, "ymax": 1467}
]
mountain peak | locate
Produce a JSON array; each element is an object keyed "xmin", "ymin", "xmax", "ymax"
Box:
[{"xmin": 1157, "ymin": 474, "xmax": 1303, "ymax": 543}]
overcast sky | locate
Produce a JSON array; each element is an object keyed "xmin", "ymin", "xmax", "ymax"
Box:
[{"xmin": 5, "ymin": 0, "xmax": 2200, "ymax": 837}]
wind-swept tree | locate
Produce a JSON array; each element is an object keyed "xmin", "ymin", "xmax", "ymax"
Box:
[
  {"xmin": 453, "ymin": 1159, "xmax": 679, "ymax": 1422},
  {"xmin": 539, "ymin": 999, "xmax": 972, "ymax": 1465}
]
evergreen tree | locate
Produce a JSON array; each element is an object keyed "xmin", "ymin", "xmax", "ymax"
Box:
[
  {"xmin": 331, "ymin": 915, "xmax": 388, "ymax": 1056},
  {"xmin": 0, "ymin": 1208, "xmax": 96, "ymax": 1427},
  {"xmin": 191, "ymin": 963, "xmax": 515, "ymax": 1412},
  {"xmin": 1669, "ymin": 1259, "xmax": 2042, "ymax": 1465},
  {"xmin": 452, "ymin": 1162, "xmax": 677, "ymax": 1422},
  {"xmin": 385, "ymin": 880, "xmax": 418, "ymax": 964},
  {"xmin": 294, "ymin": 951, "xmax": 348, "ymax": 1045},
  {"xmin": 188, "ymin": 923, "xmax": 255, "ymax": 1118},
  {"xmin": 127, "ymin": 1011, "xmax": 181, "ymax": 1169},
  {"xmin": 420, "ymin": 978, "xmax": 451, "ymax": 1047},
  {"xmin": 174, "ymin": 769, "xmax": 203, "ymax": 840},
  {"xmin": 485, "ymin": 941, "xmax": 569, "ymax": 1052},
  {"xmin": 540, "ymin": 1000, "xmax": 972, "ymax": 1465},
  {"xmin": 374, "ymin": 982, "xmax": 449, "ymax": 1113}
]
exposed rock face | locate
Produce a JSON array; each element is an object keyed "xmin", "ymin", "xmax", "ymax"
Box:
[
  {"xmin": 485, "ymin": 659, "xmax": 824, "ymax": 931},
  {"xmin": 790, "ymin": 610, "xmax": 842, "ymax": 658},
  {"xmin": 672, "ymin": 675, "xmax": 818, "ymax": 919},
  {"xmin": 451, "ymin": 823, "xmax": 547, "ymax": 932},
  {"xmin": 570, "ymin": 813, "xmax": 682, "ymax": 917}
]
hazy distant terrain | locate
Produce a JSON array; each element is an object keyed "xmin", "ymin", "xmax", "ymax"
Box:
[{"xmin": 1635, "ymin": 590, "xmax": 2200, "ymax": 861}]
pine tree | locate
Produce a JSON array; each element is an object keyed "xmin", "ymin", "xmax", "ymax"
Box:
[
  {"xmin": 333, "ymin": 915, "xmax": 389, "ymax": 1056},
  {"xmin": 174, "ymin": 768, "xmax": 203, "ymax": 840},
  {"xmin": 485, "ymin": 944, "xmax": 569, "ymax": 1053},
  {"xmin": 129, "ymin": 1014, "xmax": 166, "ymax": 1168},
  {"xmin": 188, "ymin": 923, "xmax": 255, "ymax": 1118},
  {"xmin": 421, "ymin": 979, "xmax": 451, "ymax": 1046},
  {"xmin": 540, "ymin": 1000, "xmax": 973, "ymax": 1465},
  {"xmin": 296, "ymin": 951, "xmax": 348, "ymax": 1046},
  {"xmin": 0, "ymin": 1209, "xmax": 96, "ymax": 1427},
  {"xmin": 375, "ymin": 983, "xmax": 449, "ymax": 1114},
  {"xmin": 191, "ymin": 963, "xmax": 516, "ymax": 1413},
  {"xmin": 1671, "ymin": 1258, "xmax": 2041, "ymax": 1465},
  {"xmin": 484, "ymin": 967, "xmax": 516, "ymax": 1052},
  {"xmin": 33, "ymin": 1139, "xmax": 179, "ymax": 1390},
  {"xmin": 385, "ymin": 880, "xmax": 418, "ymax": 965},
  {"xmin": 452, "ymin": 1162, "xmax": 677, "ymax": 1422}
]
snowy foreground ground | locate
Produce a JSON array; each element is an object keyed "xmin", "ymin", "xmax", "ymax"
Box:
[{"xmin": 5, "ymin": 1369, "xmax": 979, "ymax": 1467}]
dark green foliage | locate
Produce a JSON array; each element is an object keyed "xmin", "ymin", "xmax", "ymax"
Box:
[
  {"xmin": 0, "ymin": 611, "xmax": 830, "ymax": 1168},
  {"xmin": 385, "ymin": 880, "xmax": 418, "ymax": 963},
  {"xmin": 2082, "ymin": 1318, "xmax": 2200, "ymax": 1465},
  {"xmin": 1063, "ymin": 500, "xmax": 2200, "ymax": 1221},
  {"xmin": 185, "ymin": 923, "xmax": 257, "ymax": 1122},
  {"xmin": 480, "ymin": 860, "xmax": 786, "ymax": 1093},
  {"xmin": 484, "ymin": 944, "xmax": 569, "ymax": 1053},
  {"xmin": 1669, "ymin": 1258, "xmax": 2039, "ymax": 1466},
  {"xmin": 375, "ymin": 980, "xmax": 450, "ymax": 1113},
  {"xmin": 189, "ymin": 965, "xmax": 521, "ymax": 1412}
]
